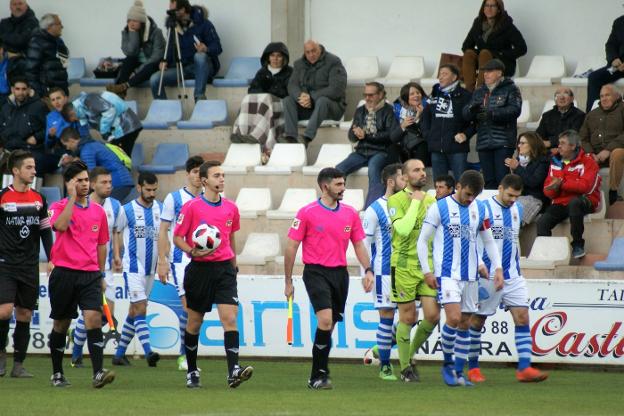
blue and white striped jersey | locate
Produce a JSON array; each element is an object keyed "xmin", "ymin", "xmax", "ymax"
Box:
[
  {"xmin": 101, "ymin": 197, "xmax": 121, "ymax": 271},
  {"xmin": 423, "ymin": 196, "xmax": 492, "ymax": 281},
  {"xmin": 363, "ymin": 197, "xmax": 392, "ymax": 276},
  {"xmin": 161, "ymin": 187, "xmax": 196, "ymax": 265},
  {"xmin": 116, "ymin": 199, "xmax": 162, "ymax": 276},
  {"xmin": 480, "ymin": 196, "xmax": 523, "ymax": 280}
]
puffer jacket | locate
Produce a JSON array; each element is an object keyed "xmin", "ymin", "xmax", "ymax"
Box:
[
  {"xmin": 121, "ymin": 16, "xmax": 165, "ymax": 72},
  {"xmin": 288, "ymin": 45, "xmax": 347, "ymax": 109},
  {"xmin": 543, "ymin": 148, "xmax": 601, "ymax": 210},
  {"xmin": 461, "ymin": 12, "xmax": 527, "ymax": 77},
  {"xmin": 579, "ymin": 100, "xmax": 624, "ymax": 154},
  {"xmin": 0, "ymin": 7, "xmax": 38, "ymax": 55},
  {"xmin": 24, "ymin": 29, "xmax": 69, "ymax": 97},
  {"xmin": 536, "ymin": 105, "xmax": 585, "ymax": 149},
  {"xmin": 248, "ymin": 42, "xmax": 293, "ymax": 98},
  {"xmin": 72, "ymin": 92, "xmax": 142, "ymax": 140},
  {"xmin": 463, "ymin": 77, "xmax": 522, "ymax": 151},
  {"xmin": 77, "ymin": 138, "xmax": 134, "ymax": 188},
  {"xmin": 421, "ymin": 83, "xmax": 475, "ymax": 154},
  {"xmin": 0, "ymin": 92, "xmax": 48, "ymax": 151},
  {"xmin": 348, "ymin": 102, "xmax": 396, "ymax": 156},
  {"xmin": 605, "ymin": 15, "xmax": 624, "ymax": 65}
]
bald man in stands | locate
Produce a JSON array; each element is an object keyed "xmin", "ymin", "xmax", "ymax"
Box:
[
  {"xmin": 579, "ymin": 84, "xmax": 624, "ymax": 205},
  {"xmin": 280, "ymin": 40, "xmax": 347, "ymax": 147}
]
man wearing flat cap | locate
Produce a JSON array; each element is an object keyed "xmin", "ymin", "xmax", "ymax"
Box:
[{"xmin": 463, "ymin": 58, "xmax": 522, "ymax": 189}]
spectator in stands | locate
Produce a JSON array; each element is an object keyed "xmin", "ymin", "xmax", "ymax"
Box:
[
  {"xmin": 421, "ymin": 64, "xmax": 475, "ymax": 181},
  {"xmin": 537, "ymin": 130, "xmax": 601, "ymax": 259},
  {"xmin": 149, "ymin": 0, "xmax": 222, "ymax": 102},
  {"xmin": 461, "ymin": 0, "xmax": 526, "ymax": 92},
  {"xmin": 59, "ymin": 127, "xmax": 135, "ymax": 203},
  {"xmin": 231, "ymin": 42, "xmax": 293, "ymax": 163},
  {"xmin": 0, "ymin": 41, "xmax": 9, "ymax": 104},
  {"xmin": 46, "ymin": 87, "xmax": 89, "ymax": 164},
  {"xmin": 536, "ymin": 87, "xmax": 585, "ymax": 155},
  {"xmin": 579, "ymin": 84, "xmax": 624, "ymax": 205},
  {"xmin": 336, "ymin": 82, "xmax": 396, "ymax": 207},
  {"xmin": 434, "ymin": 174, "xmax": 455, "ymax": 199},
  {"xmin": 463, "ymin": 58, "xmax": 522, "ymax": 189},
  {"xmin": 0, "ymin": 0, "xmax": 38, "ymax": 77},
  {"xmin": 281, "ymin": 40, "xmax": 347, "ymax": 147},
  {"xmin": 0, "ymin": 76, "xmax": 57, "ymax": 176},
  {"xmin": 61, "ymin": 91, "xmax": 142, "ymax": 156},
  {"xmin": 586, "ymin": 15, "xmax": 624, "ymax": 113},
  {"xmin": 390, "ymin": 82, "xmax": 428, "ymax": 164},
  {"xmin": 24, "ymin": 13, "xmax": 69, "ymax": 97},
  {"xmin": 106, "ymin": 1, "xmax": 165, "ymax": 99},
  {"xmin": 504, "ymin": 131, "xmax": 549, "ymax": 224}
]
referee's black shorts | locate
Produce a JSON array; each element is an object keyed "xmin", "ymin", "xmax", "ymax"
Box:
[
  {"xmin": 0, "ymin": 264, "xmax": 39, "ymax": 310},
  {"xmin": 184, "ymin": 260, "xmax": 238, "ymax": 313},
  {"xmin": 302, "ymin": 264, "xmax": 349, "ymax": 323},
  {"xmin": 49, "ymin": 266, "xmax": 103, "ymax": 320}
]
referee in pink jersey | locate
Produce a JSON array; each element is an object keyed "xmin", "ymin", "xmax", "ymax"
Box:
[
  {"xmin": 284, "ymin": 167, "xmax": 374, "ymax": 390},
  {"xmin": 47, "ymin": 161, "xmax": 115, "ymax": 388}
]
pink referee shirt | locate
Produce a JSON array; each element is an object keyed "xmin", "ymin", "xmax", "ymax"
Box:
[
  {"xmin": 173, "ymin": 195, "xmax": 240, "ymax": 262},
  {"xmin": 49, "ymin": 198, "xmax": 109, "ymax": 272},
  {"xmin": 288, "ymin": 199, "xmax": 365, "ymax": 267}
]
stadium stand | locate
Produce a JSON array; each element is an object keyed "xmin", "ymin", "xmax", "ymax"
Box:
[
  {"xmin": 222, "ymin": 143, "xmax": 262, "ymax": 174},
  {"xmin": 213, "ymin": 57, "xmax": 262, "ymax": 87},
  {"xmin": 237, "ymin": 232, "xmax": 281, "ymax": 265},
  {"xmin": 176, "ymin": 99, "xmax": 228, "ymax": 129},
  {"xmin": 514, "ymin": 55, "xmax": 566, "ymax": 86},
  {"xmin": 594, "ymin": 237, "xmax": 624, "ymax": 271},
  {"xmin": 40, "ymin": 186, "xmax": 62, "ymax": 204},
  {"xmin": 137, "ymin": 143, "xmax": 189, "ymax": 174},
  {"xmin": 561, "ymin": 56, "xmax": 607, "ymax": 87},
  {"xmin": 520, "ymin": 236, "xmax": 571, "ymax": 269},
  {"xmin": 68, "ymin": 57, "xmax": 86, "ymax": 85},
  {"xmin": 236, "ymin": 187, "xmax": 273, "ymax": 218},
  {"xmin": 141, "ymin": 100, "xmax": 183, "ymax": 129},
  {"xmin": 254, "ymin": 143, "xmax": 307, "ymax": 174},
  {"xmin": 344, "ymin": 56, "xmax": 380, "ymax": 86},
  {"xmin": 375, "ymin": 56, "xmax": 426, "ymax": 86},
  {"xmin": 266, "ymin": 188, "xmax": 317, "ymax": 219}
]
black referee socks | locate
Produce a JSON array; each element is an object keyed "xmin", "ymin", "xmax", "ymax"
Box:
[
  {"xmin": 12, "ymin": 321, "xmax": 30, "ymax": 363},
  {"xmin": 0, "ymin": 319, "xmax": 9, "ymax": 350},
  {"xmin": 224, "ymin": 331, "xmax": 239, "ymax": 375},
  {"xmin": 311, "ymin": 328, "xmax": 332, "ymax": 379},
  {"xmin": 87, "ymin": 328, "xmax": 104, "ymax": 375},
  {"xmin": 185, "ymin": 331, "xmax": 199, "ymax": 372},
  {"xmin": 49, "ymin": 330, "xmax": 66, "ymax": 374}
]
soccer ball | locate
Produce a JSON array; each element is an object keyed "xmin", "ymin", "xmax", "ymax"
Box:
[
  {"xmin": 192, "ymin": 223, "xmax": 221, "ymax": 253},
  {"xmin": 363, "ymin": 347, "xmax": 380, "ymax": 366}
]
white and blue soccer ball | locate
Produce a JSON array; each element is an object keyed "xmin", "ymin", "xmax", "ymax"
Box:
[
  {"xmin": 363, "ymin": 347, "xmax": 380, "ymax": 366},
  {"xmin": 192, "ymin": 223, "xmax": 221, "ymax": 253}
]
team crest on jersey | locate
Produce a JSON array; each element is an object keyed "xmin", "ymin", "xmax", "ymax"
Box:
[
  {"xmin": 34, "ymin": 200, "xmax": 42, "ymax": 211},
  {"xmin": 92, "ymin": 225, "xmax": 99, "ymax": 232},
  {"xmin": 389, "ymin": 207, "xmax": 396, "ymax": 217},
  {"xmin": 344, "ymin": 226, "xmax": 351, "ymax": 233},
  {"xmin": 176, "ymin": 213, "xmax": 184, "ymax": 224},
  {"xmin": 291, "ymin": 218, "xmax": 301, "ymax": 230},
  {"xmin": 48, "ymin": 209, "xmax": 54, "ymax": 217}
]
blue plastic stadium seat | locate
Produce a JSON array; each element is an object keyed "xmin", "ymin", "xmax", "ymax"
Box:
[
  {"xmin": 138, "ymin": 143, "xmax": 189, "ymax": 174},
  {"xmin": 68, "ymin": 57, "xmax": 86, "ymax": 84},
  {"xmin": 177, "ymin": 100, "xmax": 227, "ymax": 129},
  {"xmin": 40, "ymin": 186, "xmax": 62, "ymax": 204},
  {"xmin": 79, "ymin": 77, "xmax": 114, "ymax": 87},
  {"xmin": 131, "ymin": 142, "xmax": 145, "ymax": 170},
  {"xmin": 594, "ymin": 238, "xmax": 624, "ymax": 271},
  {"xmin": 141, "ymin": 100, "xmax": 182, "ymax": 129},
  {"xmin": 125, "ymin": 100, "xmax": 138, "ymax": 115},
  {"xmin": 213, "ymin": 57, "xmax": 261, "ymax": 88}
]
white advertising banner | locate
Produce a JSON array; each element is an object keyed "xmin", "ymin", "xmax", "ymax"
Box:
[{"xmin": 8, "ymin": 275, "xmax": 624, "ymax": 366}]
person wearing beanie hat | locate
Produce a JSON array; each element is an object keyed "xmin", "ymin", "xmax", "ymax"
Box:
[{"xmin": 106, "ymin": 1, "xmax": 164, "ymax": 98}]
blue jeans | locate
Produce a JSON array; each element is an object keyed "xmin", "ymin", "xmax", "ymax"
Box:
[
  {"xmin": 478, "ymin": 147, "xmax": 514, "ymax": 189},
  {"xmin": 336, "ymin": 152, "xmax": 387, "ymax": 206},
  {"xmin": 149, "ymin": 52, "xmax": 215, "ymax": 99},
  {"xmin": 431, "ymin": 152, "xmax": 467, "ymax": 182}
]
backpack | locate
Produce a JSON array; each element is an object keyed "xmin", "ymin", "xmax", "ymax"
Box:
[{"xmin": 105, "ymin": 143, "xmax": 132, "ymax": 170}]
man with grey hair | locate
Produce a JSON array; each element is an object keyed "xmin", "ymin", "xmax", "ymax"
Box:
[
  {"xmin": 579, "ymin": 84, "xmax": 624, "ymax": 205},
  {"xmin": 536, "ymin": 87, "xmax": 585, "ymax": 154},
  {"xmin": 537, "ymin": 130, "xmax": 601, "ymax": 259},
  {"xmin": 0, "ymin": 0, "xmax": 38, "ymax": 77},
  {"xmin": 24, "ymin": 13, "xmax": 69, "ymax": 97},
  {"xmin": 280, "ymin": 40, "xmax": 347, "ymax": 147}
]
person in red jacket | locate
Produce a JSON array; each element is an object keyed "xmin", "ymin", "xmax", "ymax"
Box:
[{"xmin": 536, "ymin": 130, "xmax": 601, "ymax": 259}]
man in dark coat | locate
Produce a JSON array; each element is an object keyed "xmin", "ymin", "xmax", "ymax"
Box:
[
  {"xmin": 24, "ymin": 13, "xmax": 69, "ymax": 97},
  {"xmin": 0, "ymin": 0, "xmax": 38, "ymax": 77},
  {"xmin": 281, "ymin": 40, "xmax": 347, "ymax": 146},
  {"xmin": 536, "ymin": 87, "xmax": 585, "ymax": 154}
]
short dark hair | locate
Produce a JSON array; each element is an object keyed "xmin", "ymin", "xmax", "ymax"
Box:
[
  {"xmin": 199, "ymin": 160, "xmax": 221, "ymax": 179},
  {"xmin": 185, "ymin": 155, "xmax": 204, "ymax": 173},
  {"xmin": 63, "ymin": 160, "xmax": 88, "ymax": 182},
  {"xmin": 365, "ymin": 81, "xmax": 386, "ymax": 98},
  {"xmin": 89, "ymin": 166, "xmax": 111, "ymax": 182},
  {"xmin": 175, "ymin": 0, "xmax": 192, "ymax": 13},
  {"xmin": 60, "ymin": 127, "xmax": 80, "ymax": 142},
  {"xmin": 10, "ymin": 76, "xmax": 28, "ymax": 87},
  {"xmin": 434, "ymin": 174, "xmax": 456, "ymax": 189},
  {"xmin": 438, "ymin": 63, "xmax": 460, "ymax": 79},
  {"xmin": 48, "ymin": 87, "xmax": 66, "ymax": 97},
  {"xmin": 137, "ymin": 172, "xmax": 158, "ymax": 186},
  {"xmin": 458, "ymin": 170, "xmax": 484, "ymax": 195},
  {"xmin": 61, "ymin": 103, "xmax": 75, "ymax": 121},
  {"xmin": 381, "ymin": 163, "xmax": 402, "ymax": 185},
  {"xmin": 401, "ymin": 158, "xmax": 423, "ymax": 174},
  {"xmin": 399, "ymin": 82, "xmax": 428, "ymax": 103},
  {"xmin": 318, "ymin": 167, "xmax": 344, "ymax": 188},
  {"xmin": 8, "ymin": 150, "xmax": 34, "ymax": 172},
  {"xmin": 500, "ymin": 174, "xmax": 523, "ymax": 191}
]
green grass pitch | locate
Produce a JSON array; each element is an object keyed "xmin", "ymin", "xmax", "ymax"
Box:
[{"xmin": 1, "ymin": 356, "xmax": 621, "ymax": 416}]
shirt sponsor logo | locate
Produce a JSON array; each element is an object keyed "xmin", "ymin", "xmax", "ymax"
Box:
[
  {"xmin": 19, "ymin": 225, "xmax": 30, "ymax": 239},
  {"xmin": 291, "ymin": 218, "xmax": 300, "ymax": 230},
  {"xmin": 4, "ymin": 202, "xmax": 17, "ymax": 212}
]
